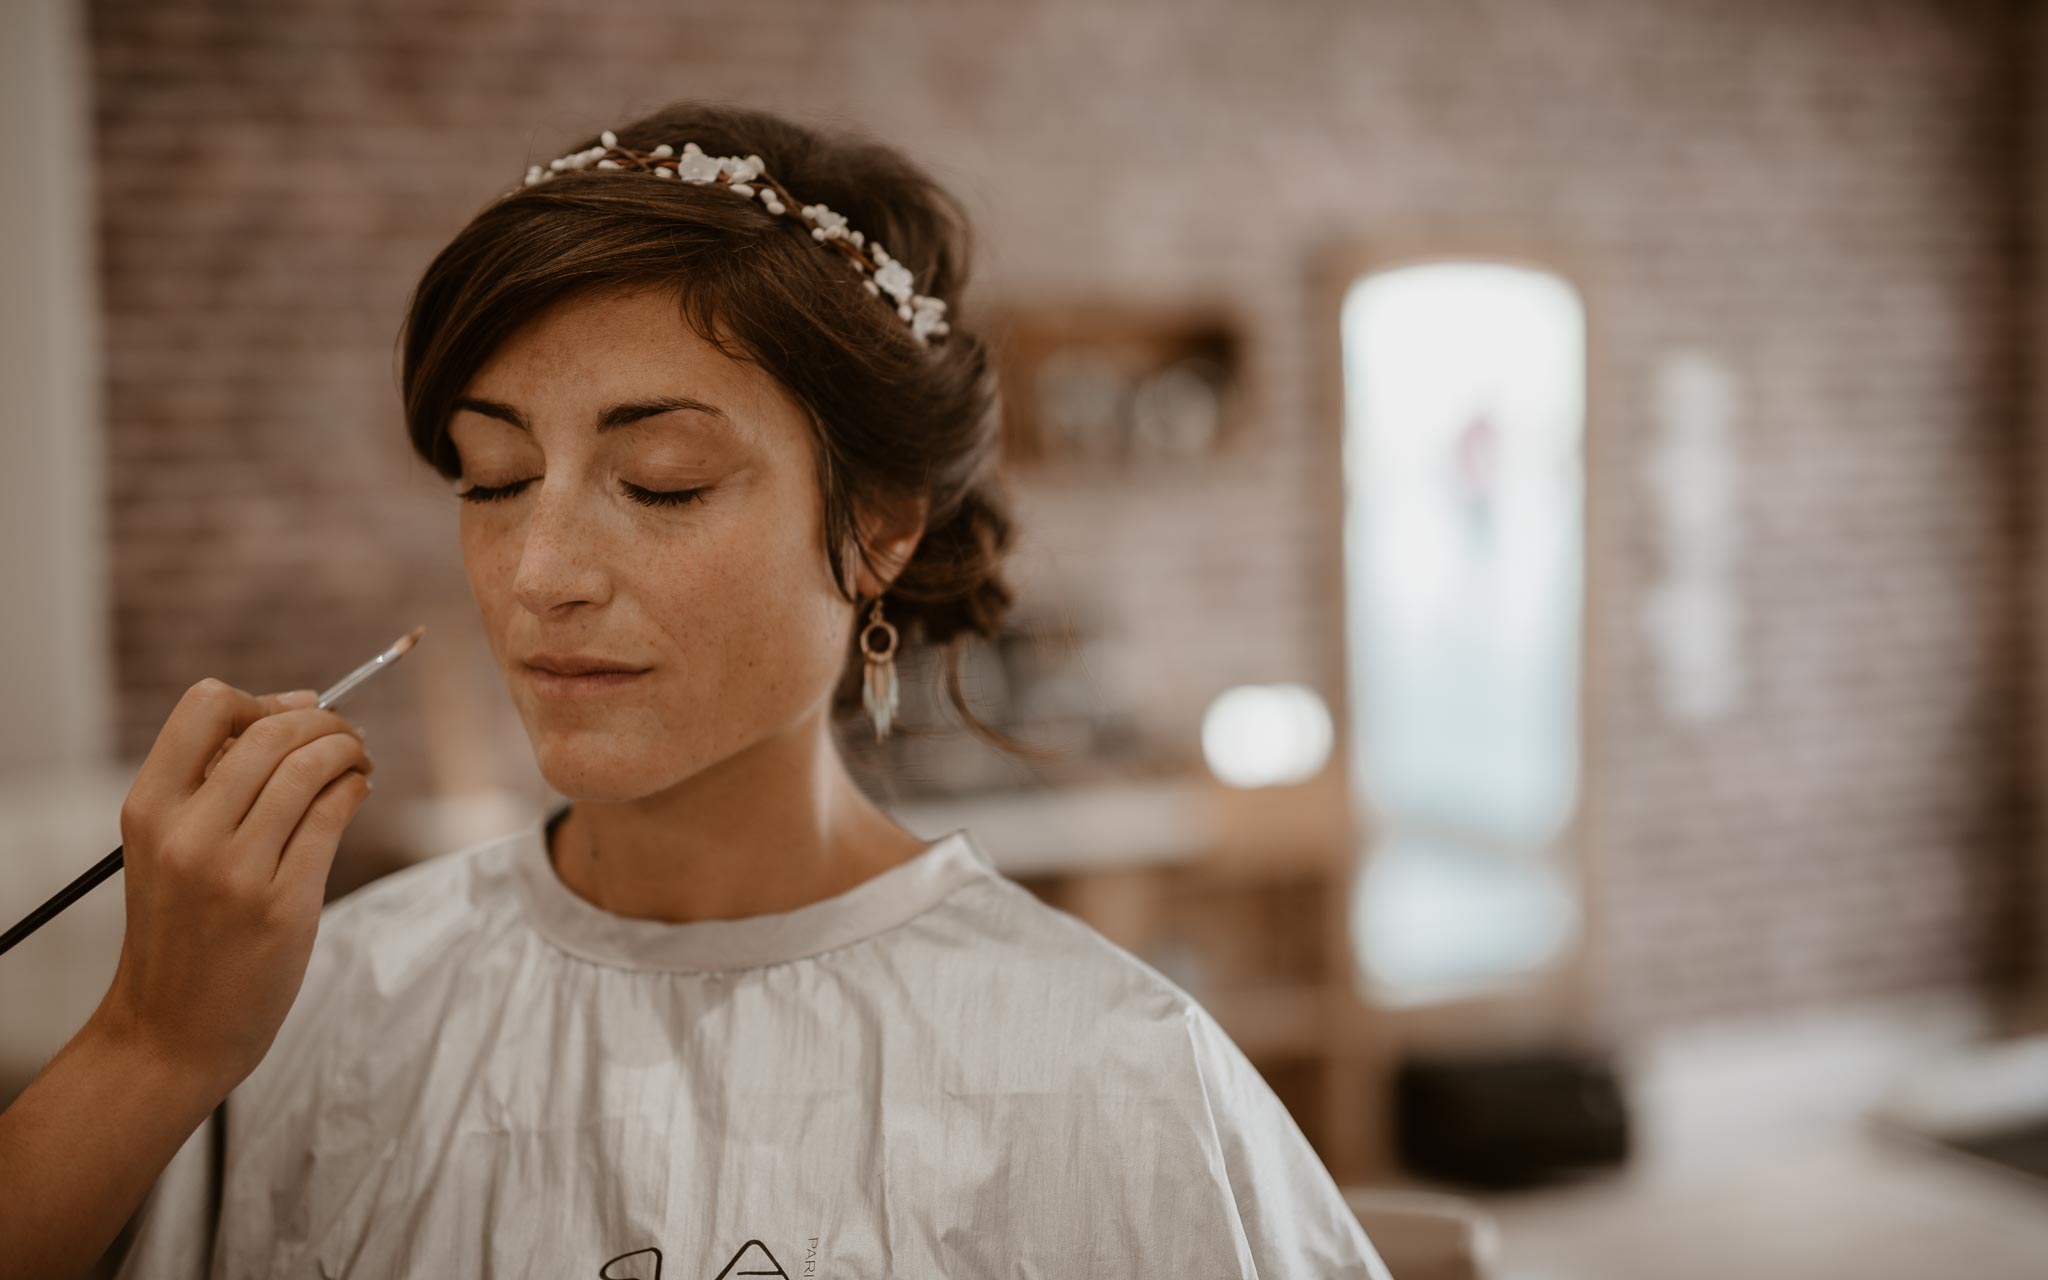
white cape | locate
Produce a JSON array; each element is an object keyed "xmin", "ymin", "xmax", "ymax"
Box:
[{"xmin": 113, "ymin": 806, "xmax": 1391, "ymax": 1278}]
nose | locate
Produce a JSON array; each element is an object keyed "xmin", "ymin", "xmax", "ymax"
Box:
[{"xmin": 510, "ymin": 478, "xmax": 616, "ymax": 615}]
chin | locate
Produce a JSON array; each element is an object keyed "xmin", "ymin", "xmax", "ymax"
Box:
[
  {"xmin": 525, "ymin": 731, "xmax": 659, "ymax": 802},
  {"xmin": 531, "ymin": 723, "xmax": 733, "ymax": 801},
  {"xmin": 534, "ymin": 764, "xmax": 661, "ymax": 806}
]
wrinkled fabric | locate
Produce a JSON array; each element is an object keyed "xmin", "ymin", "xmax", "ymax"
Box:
[{"xmin": 113, "ymin": 805, "xmax": 1392, "ymax": 1279}]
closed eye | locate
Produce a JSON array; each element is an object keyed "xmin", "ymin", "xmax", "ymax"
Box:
[
  {"xmin": 455, "ymin": 479, "xmax": 707, "ymax": 509},
  {"xmin": 621, "ymin": 483, "xmax": 708, "ymax": 509}
]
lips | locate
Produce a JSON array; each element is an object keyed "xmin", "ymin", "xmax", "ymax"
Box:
[
  {"xmin": 523, "ymin": 655, "xmax": 650, "ymax": 676},
  {"xmin": 524, "ymin": 665, "xmax": 648, "ymax": 698}
]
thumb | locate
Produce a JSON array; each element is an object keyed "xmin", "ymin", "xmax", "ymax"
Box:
[{"xmin": 268, "ymin": 689, "xmax": 322, "ymax": 712}]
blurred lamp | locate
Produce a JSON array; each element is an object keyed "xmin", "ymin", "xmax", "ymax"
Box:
[{"xmin": 1200, "ymin": 683, "xmax": 1333, "ymax": 788}]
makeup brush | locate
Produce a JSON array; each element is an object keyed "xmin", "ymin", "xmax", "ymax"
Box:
[{"xmin": 0, "ymin": 625, "xmax": 426, "ymax": 957}]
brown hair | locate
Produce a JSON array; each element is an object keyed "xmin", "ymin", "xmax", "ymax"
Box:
[{"xmin": 396, "ymin": 100, "xmax": 1051, "ymax": 760}]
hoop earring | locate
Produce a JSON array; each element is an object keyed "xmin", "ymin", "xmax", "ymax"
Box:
[{"xmin": 859, "ymin": 595, "xmax": 900, "ymax": 742}]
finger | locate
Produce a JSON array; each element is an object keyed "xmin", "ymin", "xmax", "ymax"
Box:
[
  {"xmin": 128, "ymin": 679, "xmax": 268, "ymax": 806},
  {"xmin": 202, "ymin": 723, "xmax": 346, "ymax": 783},
  {"xmin": 192, "ymin": 707, "xmax": 368, "ymax": 840},
  {"xmin": 271, "ymin": 768, "xmax": 372, "ymax": 916},
  {"xmin": 132, "ymin": 680, "xmax": 307, "ymax": 812},
  {"xmin": 203, "ymin": 735, "xmax": 236, "ymax": 780},
  {"xmin": 232, "ymin": 731, "xmax": 372, "ymax": 880}
]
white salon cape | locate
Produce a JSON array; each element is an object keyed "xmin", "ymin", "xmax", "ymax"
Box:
[{"xmin": 113, "ymin": 805, "xmax": 1392, "ymax": 1278}]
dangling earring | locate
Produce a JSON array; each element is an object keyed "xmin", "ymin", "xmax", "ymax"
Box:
[{"xmin": 860, "ymin": 595, "xmax": 900, "ymax": 742}]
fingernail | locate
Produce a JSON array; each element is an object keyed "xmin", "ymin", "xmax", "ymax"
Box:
[
  {"xmin": 350, "ymin": 724, "xmax": 366, "ymax": 740},
  {"xmin": 281, "ymin": 689, "xmax": 319, "ymax": 708}
]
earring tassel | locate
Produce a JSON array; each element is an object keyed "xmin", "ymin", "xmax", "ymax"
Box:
[{"xmin": 863, "ymin": 655, "xmax": 899, "ymax": 741}]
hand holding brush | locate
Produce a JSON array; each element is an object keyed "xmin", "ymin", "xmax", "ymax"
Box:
[{"xmin": 0, "ymin": 625, "xmax": 421, "ymax": 1279}]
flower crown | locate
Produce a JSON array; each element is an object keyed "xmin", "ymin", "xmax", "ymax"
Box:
[{"xmin": 508, "ymin": 130, "xmax": 952, "ymax": 347}]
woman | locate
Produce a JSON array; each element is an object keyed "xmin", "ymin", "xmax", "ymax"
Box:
[{"xmin": 97, "ymin": 101, "xmax": 1389, "ymax": 1276}]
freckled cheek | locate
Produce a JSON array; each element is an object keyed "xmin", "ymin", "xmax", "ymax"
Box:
[
  {"xmin": 647, "ymin": 558, "xmax": 764, "ymax": 659},
  {"xmin": 455, "ymin": 521, "xmax": 493, "ymax": 597},
  {"xmin": 458, "ymin": 525, "xmax": 519, "ymax": 611},
  {"xmin": 458, "ymin": 525, "xmax": 553, "ymax": 683},
  {"xmin": 650, "ymin": 535, "xmax": 831, "ymax": 674}
]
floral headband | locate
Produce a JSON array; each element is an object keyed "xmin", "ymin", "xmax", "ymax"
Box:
[{"xmin": 508, "ymin": 129, "xmax": 952, "ymax": 347}]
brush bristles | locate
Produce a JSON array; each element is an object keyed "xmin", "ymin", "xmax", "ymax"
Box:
[{"xmin": 390, "ymin": 624, "xmax": 426, "ymax": 658}]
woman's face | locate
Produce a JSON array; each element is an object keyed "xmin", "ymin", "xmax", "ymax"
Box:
[{"xmin": 448, "ymin": 284, "xmax": 875, "ymax": 801}]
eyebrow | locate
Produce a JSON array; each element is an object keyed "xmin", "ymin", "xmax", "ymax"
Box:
[{"xmin": 451, "ymin": 394, "xmax": 732, "ymax": 434}]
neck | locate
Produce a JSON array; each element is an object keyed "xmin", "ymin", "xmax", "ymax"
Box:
[{"xmin": 545, "ymin": 708, "xmax": 925, "ymax": 924}]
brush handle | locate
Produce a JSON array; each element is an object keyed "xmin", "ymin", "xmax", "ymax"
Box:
[
  {"xmin": 0, "ymin": 687, "xmax": 355, "ymax": 955},
  {"xmin": 0, "ymin": 693, "xmax": 348, "ymax": 955},
  {"xmin": 0, "ymin": 640, "xmax": 402, "ymax": 959},
  {"xmin": 0, "ymin": 846, "xmax": 123, "ymax": 956}
]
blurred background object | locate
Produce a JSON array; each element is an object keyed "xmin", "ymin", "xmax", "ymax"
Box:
[{"xmin": 7, "ymin": 0, "xmax": 2048, "ymax": 1276}]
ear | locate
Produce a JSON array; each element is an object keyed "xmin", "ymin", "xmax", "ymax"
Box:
[{"xmin": 851, "ymin": 490, "xmax": 931, "ymax": 599}]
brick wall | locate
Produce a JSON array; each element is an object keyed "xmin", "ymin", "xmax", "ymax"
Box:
[{"xmin": 87, "ymin": 0, "xmax": 2035, "ymax": 1030}]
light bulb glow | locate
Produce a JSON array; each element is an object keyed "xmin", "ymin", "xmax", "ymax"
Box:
[{"xmin": 1200, "ymin": 683, "xmax": 1334, "ymax": 788}]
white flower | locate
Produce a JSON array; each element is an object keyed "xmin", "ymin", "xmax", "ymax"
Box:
[
  {"xmin": 872, "ymin": 259, "xmax": 914, "ymax": 302},
  {"xmin": 910, "ymin": 300, "xmax": 949, "ymax": 343},
  {"xmin": 675, "ymin": 151, "xmax": 723, "ymax": 182}
]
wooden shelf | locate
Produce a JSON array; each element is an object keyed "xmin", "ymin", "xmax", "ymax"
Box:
[{"xmin": 1203, "ymin": 981, "xmax": 1338, "ymax": 1059}]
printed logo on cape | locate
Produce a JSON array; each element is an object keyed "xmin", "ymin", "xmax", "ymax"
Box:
[{"xmin": 599, "ymin": 1237, "xmax": 818, "ymax": 1278}]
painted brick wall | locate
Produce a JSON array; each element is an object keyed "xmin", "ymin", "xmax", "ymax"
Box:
[{"xmin": 87, "ymin": 0, "xmax": 2034, "ymax": 1030}]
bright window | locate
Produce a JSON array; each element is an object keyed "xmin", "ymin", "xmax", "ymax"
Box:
[{"xmin": 1339, "ymin": 261, "xmax": 1587, "ymax": 1003}]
